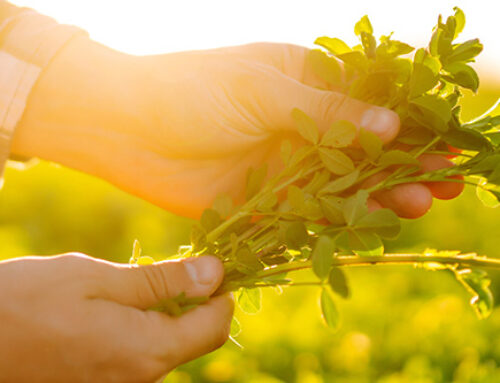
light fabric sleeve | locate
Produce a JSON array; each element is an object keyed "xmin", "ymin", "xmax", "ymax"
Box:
[{"xmin": 0, "ymin": 1, "xmax": 87, "ymax": 186}]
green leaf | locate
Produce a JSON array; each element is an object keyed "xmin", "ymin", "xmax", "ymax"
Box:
[
  {"xmin": 285, "ymin": 222, "xmax": 309, "ymax": 249},
  {"xmin": 378, "ymin": 150, "xmax": 419, "ymax": 167},
  {"xmin": 476, "ymin": 183, "xmax": 500, "ymax": 208},
  {"xmin": 429, "ymin": 28, "xmax": 442, "ymax": 57},
  {"xmin": 320, "ymin": 288, "xmax": 340, "ymax": 330},
  {"xmin": 319, "ymin": 147, "xmax": 355, "ymax": 175},
  {"xmin": 354, "ymin": 15, "xmax": 373, "ymax": 36},
  {"xmin": 302, "ymin": 197, "xmax": 324, "ymax": 221},
  {"xmin": 487, "ymin": 132, "xmax": 500, "ymax": 147},
  {"xmin": 445, "ymin": 15, "xmax": 457, "ymax": 44},
  {"xmin": 312, "ymin": 236, "xmax": 336, "ymax": 280},
  {"xmin": 280, "ymin": 139, "xmax": 292, "ymax": 165},
  {"xmin": 320, "ymin": 196, "xmax": 346, "ymax": 225},
  {"xmin": 397, "ymin": 128, "xmax": 436, "ymax": 146},
  {"xmin": 443, "ymin": 128, "xmax": 492, "ymax": 152},
  {"xmin": 246, "ymin": 164, "xmax": 267, "ymax": 201},
  {"xmin": 453, "ymin": 7, "xmax": 466, "ymax": 39},
  {"xmin": 348, "ymin": 230, "xmax": 384, "ymax": 256},
  {"xmin": 354, "ymin": 208, "xmax": 401, "ymax": 239},
  {"xmin": 376, "ymin": 39, "xmax": 414, "ymax": 58},
  {"xmin": 446, "ymin": 38, "xmax": 483, "ymax": 63},
  {"xmin": 443, "ymin": 62, "xmax": 479, "ymax": 92},
  {"xmin": 319, "ymin": 170, "xmax": 360, "ymax": 195},
  {"xmin": 291, "ymin": 108, "xmax": 319, "ymax": 144},
  {"xmin": 470, "ymin": 154, "xmax": 500, "ymax": 174},
  {"xmin": 315, "ymin": 36, "xmax": 352, "ymax": 55},
  {"xmin": 236, "ymin": 247, "xmax": 263, "ymax": 274},
  {"xmin": 359, "ymin": 129, "xmax": 383, "ymax": 160},
  {"xmin": 337, "ymin": 51, "xmax": 369, "ymax": 72},
  {"xmin": 328, "ymin": 268, "xmax": 350, "ymax": 299},
  {"xmin": 303, "ymin": 170, "xmax": 331, "ymax": 195},
  {"xmin": 307, "ymin": 49, "xmax": 342, "ymax": 86},
  {"xmin": 256, "ymin": 191, "xmax": 278, "ymax": 212},
  {"xmin": 289, "ymin": 146, "xmax": 312, "ymax": 167},
  {"xmin": 130, "ymin": 239, "xmax": 142, "ymax": 264},
  {"xmin": 409, "ymin": 94, "xmax": 452, "ymax": 133},
  {"xmin": 230, "ymin": 232, "xmax": 238, "ymax": 258},
  {"xmin": 200, "ymin": 208, "xmax": 221, "ymax": 232},
  {"xmin": 320, "ymin": 120, "xmax": 357, "ymax": 148},
  {"xmin": 488, "ymin": 164, "xmax": 500, "ymax": 185},
  {"xmin": 190, "ymin": 224, "xmax": 207, "ymax": 252},
  {"xmin": 464, "ymin": 115, "xmax": 500, "ymax": 132},
  {"xmin": 230, "ymin": 317, "xmax": 241, "ymax": 337},
  {"xmin": 288, "ymin": 185, "xmax": 305, "ymax": 211},
  {"xmin": 455, "ymin": 269, "xmax": 494, "ymax": 319},
  {"xmin": 409, "ymin": 49, "xmax": 440, "ymax": 97},
  {"xmin": 343, "ymin": 190, "xmax": 369, "ymax": 226},
  {"xmin": 212, "ymin": 194, "xmax": 233, "ymax": 218},
  {"xmin": 237, "ymin": 288, "xmax": 262, "ymax": 315},
  {"xmin": 360, "ymin": 32, "xmax": 377, "ymax": 58}
]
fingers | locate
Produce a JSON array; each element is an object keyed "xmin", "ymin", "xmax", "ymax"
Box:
[
  {"xmin": 83, "ymin": 293, "xmax": 234, "ymax": 380},
  {"xmin": 92, "ymin": 256, "xmax": 224, "ymax": 309},
  {"xmin": 418, "ymin": 154, "xmax": 465, "ymax": 200},
  {"xmin": 257, "ymin": 69, "xmax": 399, "ymax": 144},
  {"xmin": 363, "ymin": 153, "xmax": 464, "ymax": 218},
  {"xmin": 367, "ymin": 198, "xmax": 383, "ymax": 212},
  {"xmin": 374, "ymin": 182, "xmax": 433, "ymax": 219},
  {"xmin": 229, "ymin": 42, "xmax": 334, "ymax": 90},
  {"xmin": 149, "ymin": 293, "xmax": 234, "ymax": 368},
  {"xmin": 363, "ymin": 170, "xmax": 433, "ymax": 219}
]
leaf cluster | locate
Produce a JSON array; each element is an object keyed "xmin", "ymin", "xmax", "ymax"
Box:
[{"xmin": 138, "ymin": 8, "xmax": 500, "ymax": 333}]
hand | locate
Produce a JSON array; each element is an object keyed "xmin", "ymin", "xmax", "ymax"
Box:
[
  {"xmin": 0, "ymin": 254, "xmax": 233, "ymax": 383},
  {"xmin": 11, "ymin": 38, "xmax": 463, "ymax": 218}
]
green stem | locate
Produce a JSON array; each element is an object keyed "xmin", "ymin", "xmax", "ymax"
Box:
[
  {"xmin": 413, "ymin": 136, "xmax": 441, "ymax": 158},
  {"xmin": 425, "ymin": 150, "xmax": 474, "ymax": 159},
  {"xmin": 207, "ymin": 148, "xmax": 318, "ymax": 244},
  {"xmin": 381, "ymin": 174, "xmax": 481, "ymax": 191},
  {"xmin": 250, "ymin": 230, "xmax": 278, "ymax": 253},
  {"xmin": 248, "ymin": 253, "xmax": 500, "ymax": 281}
]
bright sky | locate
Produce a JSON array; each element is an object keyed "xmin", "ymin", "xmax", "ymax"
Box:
[{"xmin": 12, "ymin": 0, "xmax": 500, "ymax": 81}]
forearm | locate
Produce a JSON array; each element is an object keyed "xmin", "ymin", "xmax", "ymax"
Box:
[{"xmin": 10, "ymin": 35, "xmax": 148, "ymax": 178}]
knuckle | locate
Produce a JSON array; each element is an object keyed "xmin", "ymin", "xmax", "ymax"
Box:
[
  {"xmin": 137, "ymin": 264, "xmax": 173, "ymax": 302},
  {"xmin": 316, "ymin": 91, "xmax": 346, "ymax": 123},
  {"xmin": 52, "ymin": 252, "xmax": 95, "ymax": 271},
  {"xmin": 59, "ymin": 252, "xmax": 89, "ymax": 261}
]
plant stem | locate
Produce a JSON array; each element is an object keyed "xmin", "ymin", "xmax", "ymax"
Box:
[{"xmin": 248, "ymin": 253, "xmax": 500, "ymax": 281}]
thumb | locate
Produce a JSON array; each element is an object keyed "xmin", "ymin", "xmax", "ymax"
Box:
[
  {"xmin": 260, "ymin": 70, "xmax": 400, "ymax": 143},
  {"xmin": 96, "ymin": 255, "xmax": 224, "ymax": 309}
]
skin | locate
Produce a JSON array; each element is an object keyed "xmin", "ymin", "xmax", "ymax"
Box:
[
  {"xmin": 3, "ymin": 35, "xmax": 463, "ymax": 381},
  {"xmin": 0, "ymin": 254, "xmax": 232, "ymax": 383}
]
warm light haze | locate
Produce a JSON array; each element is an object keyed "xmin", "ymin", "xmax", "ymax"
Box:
[{"xmin": 13, "ymin": 0, "xmax": 500, "ymax": 82}]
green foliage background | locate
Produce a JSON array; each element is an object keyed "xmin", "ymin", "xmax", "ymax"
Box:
[{"xmin": 1, "ymin": 86, "xmax": 500, "ymax": 382}]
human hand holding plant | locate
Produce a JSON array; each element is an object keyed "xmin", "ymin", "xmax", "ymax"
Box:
[
  {"xmin": 0, "ymin": 253, "xmax": 232, "ymax": 383},
  {"xmin": 11, "ymin": 37, "xmax": 458, "ymax": 218},
  {"xmin": 127, "ymin": 8, "xmax": 500, "ymax": 333},
  {"xmin": 6, "ymin": 4, "xmax": 499, "ymax": 376}
]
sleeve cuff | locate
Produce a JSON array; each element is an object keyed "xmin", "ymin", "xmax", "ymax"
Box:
[{"xmin": 0, "ymin": 7, "xmax": 88, "ymax": 185}]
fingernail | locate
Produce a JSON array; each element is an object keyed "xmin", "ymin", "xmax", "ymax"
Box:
[
  {"xmin": 361, "ymin": 108, "xmax": 399, "ymax": 137},
  {"xmin": 185, "ymin": 256, "xmax": 221, "ymax": 285}
]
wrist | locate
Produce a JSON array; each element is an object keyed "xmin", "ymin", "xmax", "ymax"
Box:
[{"xmin": 10, "ymin": 35, "xmax": 147, "ymax": 177}]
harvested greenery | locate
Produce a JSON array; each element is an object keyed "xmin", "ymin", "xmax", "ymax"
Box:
[{"xmin": 133, "ymin": 8, "xmax": 500, "ymax": 334}]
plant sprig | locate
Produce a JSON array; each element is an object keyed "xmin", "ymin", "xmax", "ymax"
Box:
[{"xmin": 133, "ymin": 7, "xmax": 500, "ymax": 334}]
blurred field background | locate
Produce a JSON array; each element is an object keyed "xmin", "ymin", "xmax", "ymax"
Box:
[
  {"xmin": 1, "ymin": 86, "xmax": 499, "ymax": 383},
  {"xmin": 5, "ymin": 1, "xmax": 500, "ymax": 382}
]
